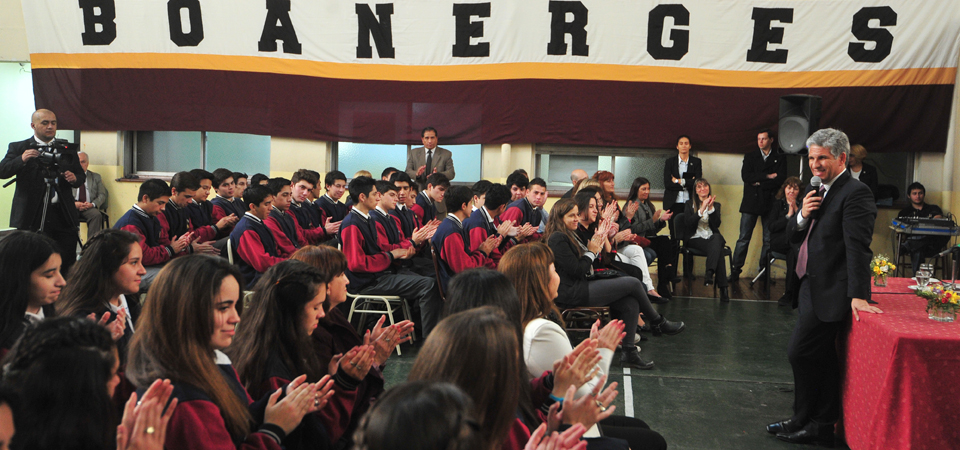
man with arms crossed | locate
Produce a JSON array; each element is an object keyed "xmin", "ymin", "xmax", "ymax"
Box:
[{"xmin": 768, "ymin": 128, "xmax": 881, "ymax": 446}]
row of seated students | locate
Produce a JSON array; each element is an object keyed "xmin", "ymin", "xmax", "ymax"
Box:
[{"xmin": 0, "ymin": 224, "xmax": 668, "ymax": 450}]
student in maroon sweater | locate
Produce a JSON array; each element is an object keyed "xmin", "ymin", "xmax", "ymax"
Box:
[
  {"xmin": 127, "ymin": 255, "xmax": 330, "ymax": 450},
  {"xmin": 290, "ymin": 245, "xmax": 414, "ymax": 448},
  {"xmin": 160, "ymin": 171, "xmax": 232, "ymax": 255},
  {"xmin": 229, "ymin": 260, "xmax": 362, "ymax": 450},
  {"xmin": 411, "ymin": 172, "xmax": 449, "ymax": 223},
  {"xmin": 340, "ymin": 176, "xmax": 443, "ymax": 338},
  {"xmin": 229, "ymin": 185, "xmax": 285, "ymax": 288},
  {"xmin": 371, "ymin": 180, "xmax": 435, "ymax": 254},
  {"xmin": 290, "ymin": 169, "xmax": 337, "ymax": 241},
  {"xmin": 114, "ymin": 179, "xmax": 191, "ymax": 289},
  {"xmin": 430, "ymin": 186, "xmax": 499, "ymax": 293},
  {"xmin": 265, "ymin": 177, "xmax": 323, "ymax": 257},
  {"xmin": 211, "ymin": 168, "xmax": 246, "ymax": 226},
  {"xmin": 501, "ymin": 177, "xmax": 548, "ymax": 243},
  {"xmin": 463, "ymin": 183, "xmax": 535, "ymax": 265}
]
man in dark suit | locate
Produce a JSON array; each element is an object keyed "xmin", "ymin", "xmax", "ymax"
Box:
[
  {"xmin": 768, "ymin": 128, "xmax": 881, "ymax": 446},
  {"xmin": 730, "ymin": 129, "xmax": 786, "ymax": 281},
  {"xmin": 662, "ymin": 135, "xmax": 702, "ymax": 214},
  {"xmin": 0, "ymin": 109, "xmax": 85, "ymax": 273},
  {"xmin": 74, "ymin": 151, "xmax": 109, "ymax": 241},
  {"xmin": 405, "ymin": 126, "xmax": 455, "ymax": 187}
]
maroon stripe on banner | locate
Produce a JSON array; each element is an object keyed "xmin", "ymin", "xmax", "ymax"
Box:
[{"xmin": 31, "ymin": 68, "xmax": 953, "ymax": 154}]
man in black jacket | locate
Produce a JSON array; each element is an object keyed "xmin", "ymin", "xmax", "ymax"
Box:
[
  {"xmin": 0, "ymin": 109, "xmax": 85, "ymax": 273},
  {"xmin": 730, "ymin": 129, "xmax": 786, "ymax": 281},
  {"xmin": 767, "ymin": 128, "xmax": 880, "ymax": 446}
]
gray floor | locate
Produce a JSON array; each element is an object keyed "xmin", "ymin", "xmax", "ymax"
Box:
[{"xmin": 382, "ymin": 292, "xmax": 847, "ymax": 449}]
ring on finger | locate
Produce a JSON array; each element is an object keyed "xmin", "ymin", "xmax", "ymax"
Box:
[
  {"xmin": 350, "ymin": 361, "xmax": 358, "ymax": 367},
  {"xmin": 146, "ymin": 426, "xmax": 156, "ymax": 435},
  {"xmin": 594, "ymin": 400, "xmax": 607, "ymax": 412}
]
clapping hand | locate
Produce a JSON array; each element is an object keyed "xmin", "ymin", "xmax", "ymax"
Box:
[
  {"xmin": 524, "ymin": 421, "xmax": 588, "ymax": 450},
  {"xmin": 590, "ymin": 319, "xmax": 625, "ymax": 351},
  {"xmin": 364, "ymin": 316, "xmax": 414, "ymax": 365},
  {"xmin": 623, "ymin": 201, "xmax": 639, "ymax": 220},
  {"xmin": 329, "ymin": 345, "xmax": 376, "ymax": 380},
  {"xmin": 89, "ymin": 310, "xmax": 126, "ymax": 341},
  {"xmin": 265, "ymin": 375, "xmax": 321, "ymax": 435},
  {"xmin": 560, "ymin": 376, "xmax": 618, "ymax": 430},
  {"xmin": 551, "ymin": 339, "xmax": 600, "ymax": 398},
  {"xmin": 117, "ymin": 379, "xmax": 178, "ymax": 450},
  {"xmin": 496, "ymin": 219, "xmax": 515, "ymax": 238}
]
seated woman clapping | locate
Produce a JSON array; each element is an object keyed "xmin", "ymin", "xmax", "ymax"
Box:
[
  {"xmin": 126, "ymin": 255, "xmax": 328, "ymax": 450},
  {"xmin": 543, "ymin": 198, "xmax": 685, "ymax": 371},
  {"xmin": 674, "ymin": 178, "xmax": 730, "ymax": 302}
]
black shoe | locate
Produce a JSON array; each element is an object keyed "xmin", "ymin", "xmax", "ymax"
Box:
[
  {"xmin": 720, "ymin": 287, "xmax": 730, "ymax": 303},
  {"xmin": 649, "ymin": 294, "xmax": 669, "ymax": 304},
  {"xmin": 777, "ymin": 294, "xmax": 792, "ymax": 306},
  {"xmin": 766, "ymin": 418, "xmax": 804, "ymax": 435},
  {"xmin": 651, "ymin": 316, "xmax": 685, "ymax": 336},
  {"xmin": 638, "ymin": 323, "xmax": 651, "ymax": 333},
  {"xmin": 670, "ymin": 276, "xmax": 683, "ymax": 284},
  {"xmin": 620, "ymin": 349, "xmax": 654, "ymax": 370},
  {"xmin": 704, "ymin": 270, "xmax": 715, "ymax": 286},
  {"xmin": 776, "ymin": 422, "xmax": 835, "ymax": 447},
  {"xmin": 728, "ymin": 269, "xmax": 741, "ymax": 283}
]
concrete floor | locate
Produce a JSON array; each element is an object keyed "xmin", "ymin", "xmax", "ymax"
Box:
[{"xmin": 381, "ymin": 279, "xmax": 848, "ymax": 449}]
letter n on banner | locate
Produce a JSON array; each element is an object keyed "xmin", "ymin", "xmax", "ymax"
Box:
[{"xmin": 356, "ymin": 4, "xmax": 396, "ymax": 58}]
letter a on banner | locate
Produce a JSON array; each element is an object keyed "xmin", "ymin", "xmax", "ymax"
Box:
[{"xmin": 259, "ymin": 0, "xmax": 302, "ymax": 54}]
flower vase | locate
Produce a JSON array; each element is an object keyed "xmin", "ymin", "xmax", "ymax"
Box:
[
  {"xmin": 874, "ymin": 274, "xmax": 887, "ymax": 287},
  {"xmin": 928, "ymin": 305, "xmax": 956, "ymax": 323}
]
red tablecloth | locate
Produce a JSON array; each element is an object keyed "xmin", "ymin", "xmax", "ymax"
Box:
[{"xmin": 842, "ymin": 277, "xmax": 960, "ymax": 449}]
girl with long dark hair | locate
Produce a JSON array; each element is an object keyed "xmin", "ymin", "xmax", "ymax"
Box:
[
  {"xmin": 675, "ymin": 178, "xmax": 730, "ymax": 302},
  {"xmin": 622, "ymin": 177, "xmax": 679, "ymax": 299},
  {"xmin": 127, "ymin": 255, "xmax": 325, "ymax": 449},
  {"xmin": 0, "ymin": 231, "xmax": 64, "ymax": 356}
]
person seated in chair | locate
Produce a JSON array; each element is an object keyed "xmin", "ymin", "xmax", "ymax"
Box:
[
  {"xmin": 229, "ymin": 185, "xmax": 285, "ymax": 288},
  {"xmin": 430, "ymin": 186, "xmax": 498, "ymax": 293},
  {"xmin": 74, "ymin": 151, "xmax": 109, "ymax": 241},
  {"xmin": 898, "ymin": 182, "xmax": 950, "ymax": 273},
  {"xmin": 768, "ymin": 177, "xmax": 802, "ymax": 307},
  {"xmin": 675, "ymin": 179, "xmax": 730, "ymax": 302}
]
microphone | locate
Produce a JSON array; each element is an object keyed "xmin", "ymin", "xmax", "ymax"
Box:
[
  {"xmin": 807, "ymin": 176, "xmax": 822, "ymax": 220},
  {"xmin": 937, "ymin": 244, "xmax": 960, "ymax": 258}
]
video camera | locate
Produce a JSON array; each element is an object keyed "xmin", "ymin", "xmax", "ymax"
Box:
[{"xmin": 26, "ymin": 139, "xmax": 77, "ymax": 178}]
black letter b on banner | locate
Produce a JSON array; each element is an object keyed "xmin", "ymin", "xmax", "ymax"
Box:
[
  {"xmin": 746, "ymin": 7, "xmax": 793, "ymax": 64},
  {"xmin": 79, "ymin": 0, "xmax": 117, "ymax": 45},
  {"xmin": 547, "ymin": 1, "xmax": 589, "ymax": 56},
  {"xmin": 168, "ymin": 0, "xmax": 204, "ymax": 46}
]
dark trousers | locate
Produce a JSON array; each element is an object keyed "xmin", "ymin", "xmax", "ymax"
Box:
[
  {"xmin": 684, "ymin": 234, "xmax": 728, "ymax": 287},
  {"xmin": 26, "ymin": 202, "xmax": 79, "ymax": 275},
  {"xmin": 582, "ymin": 276, "xmax": 659, "ymax": 350},
  {"xmin": 787, "ymin": 280, "xmax": 843, "ymax": 425},
  {"xmin": 642, "ymin": 235, "xmax": 677, "ymax": 290},
  {"xmin": 359, "ymin": 273, "xmax": 442, "ymax": 338},
  {"xmin": 599, "ymin": 416, "xmax": 667, "ymax": 450},
  {"xmin": 732, "ymin": 212, "xmax": 771, "ymax": 272},
  {"xmin": 901, "ymin": 236, "xmax": 950, "ymax": 274}
]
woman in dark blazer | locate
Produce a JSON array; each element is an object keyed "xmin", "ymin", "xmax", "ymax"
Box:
[
  {"xmin": 662, "ymin": 135, "xmax": 702, "ymax": 214},
  {"xmin": 767, "ymin": 177, "xmax": 802, "ymax": 307},
  {"xmin": 622, "ymin": 177, "xmax": 677, "ymax": 298},
  {"xmin": 545, "ymin": 198, "xmax": 685, "ymax": 370},
  {"xmin": 675, "ymin": 179, "xmax": 729, "ymax": 302}
]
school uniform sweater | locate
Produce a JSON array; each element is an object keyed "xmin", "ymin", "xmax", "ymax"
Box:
[
  {"xmin": 161, "ymin": 200, "xmax": 218, "ymax": 243},
  {"xmin": 341, "ymin": 209, "xmax": 394, "ymax": 292},
  {"xmin": 500, "ymin": 198, "xmax": 543, "ymax": 242},
  {"xmin": 264, "ymin": 207, "xmax": 309, "ymax": 257},
  {"xmin": 315, "ymin": 195, "xmax": 348, "ymax": 224},
  {"xmin": 230, "ymin": 213, "xmax": 285, "ymax": 288},
  {"xmin": 114, "ymin": 205, "xmax": 177, "ymax": 266},
  {"xmin": 463, "ymin": 207, "xmax": 516, "ymax": 263},
  {"xmin": 431, "ymin": 214, "xmax": 495, "ymax": 292},
  {"xmin": 411, "ymin": 192, "xmax": 437, "ymax": 223}
]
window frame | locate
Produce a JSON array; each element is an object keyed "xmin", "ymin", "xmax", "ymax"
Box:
[{"xmin": 535, "ymin": 144, "xmax": 677, "ymax": 199}]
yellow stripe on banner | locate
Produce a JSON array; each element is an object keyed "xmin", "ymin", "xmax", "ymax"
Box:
[{"xmin": 29, "ymin": 52, "xmax": 957, "ymax": 88}]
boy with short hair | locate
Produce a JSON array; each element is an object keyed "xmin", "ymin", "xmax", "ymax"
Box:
[
  {"xmin": 341, "ymin": 176, "xmax": 442, "ymax": 337},
  {"xmin": 506, "ymin": 170, "xmax": 529, "ymax": 201},
  {"xmin": 412, "ymin": 172, "xmax": 449, "ymax": 223},
  {"xmin": 232, "ymin": 172, "xmax": 248, "ymax": 201},
  {"xmin": 264, "ymin": 177, "xmax": 317, "ymax": 256},
  {"xmin": 210, "ymin": 168, "xmax": 246, "ymax": 221},
  {"xmin": 316, "ymin": 170, "xmax": 349, "ymax": 223},
  {"xmin": 431, "ymin": 186, "xmax": 498, "ymax": 292},
  {"xmin": 289, "ymin": 169, "xmax": 336, "ymax": 241},
  {"xmin": 501, "ymin": 177, "xmax": 547, "ymax": 242},
  {"xmin": 229, "ymin": 185, "xmax": 284, "ymax": 287},
  {"xmin": 371, "ymin": 180, "xmax": 434, "ymax": 253},
  {"xmin": 114, "ymin": 179, "xmax": 192, "ymax": 288},
  {"xmin": 159, "ymin": 171, "xmax": 230, "ymax": 255},
  {"xmin": 463, "ymin": 183, "xmax": 532, "ymax": 264}
]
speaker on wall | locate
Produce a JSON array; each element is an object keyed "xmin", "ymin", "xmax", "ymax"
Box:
[{"xmin": 778, "ymin": 95, "xmax": 822, "ymax": 154}]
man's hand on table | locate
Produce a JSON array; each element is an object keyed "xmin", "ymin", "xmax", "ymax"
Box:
[{"xmin": 852, "ymin": 298, "xmax": 883, "ymax": 322}]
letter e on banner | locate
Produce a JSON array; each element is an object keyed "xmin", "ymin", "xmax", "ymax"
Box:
[
  {"xmin": 647, "ymin": 4, "xmax": 689, "ymax": 61},
  {"xmin": 848, "ymin": 6, "xmax": 897, "ymax": 63},
  {"xmin": 79, "ymin": 0, "xmax": 117, "ymax": 45},
  {"xmin": 746, "ymin": 7, "xmax": 793, "ymax": 64},
  {"xmin": 453, "ymin": 3, "xmax": 491, "ymax": 58}
]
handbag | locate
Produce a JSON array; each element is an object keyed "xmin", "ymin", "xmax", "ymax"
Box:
[{"xmin": 586, "ymin": 267, "xmax": 626, "ymax": 280}]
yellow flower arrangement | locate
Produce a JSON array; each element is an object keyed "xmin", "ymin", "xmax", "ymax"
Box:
[
  {"xmin": 870, "ymin": 254, "xmax": 896, "ymax": 276},
  {"xmin": 916, "ymin": 284, "xmax": 959, "ymax": 321}
]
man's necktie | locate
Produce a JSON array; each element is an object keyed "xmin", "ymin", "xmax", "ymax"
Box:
[
  {"xmin": 78, "ymin": 183, "xmax": 87, "ymax": 203},
  {"xmin": 425, "ymin": 150, "xmax": 433, "ymax": 176},
  {"xmin": 795, "ymin": 185, "xmax": 825, "ymax": 279}
]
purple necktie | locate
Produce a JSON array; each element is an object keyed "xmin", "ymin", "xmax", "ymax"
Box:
[{"xmin": 795, "ymin": 185, "xmax": 825, "ymax": 279}]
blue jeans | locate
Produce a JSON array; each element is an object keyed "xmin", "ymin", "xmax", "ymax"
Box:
[{"xmin": 731, "ymin": 212, "xmax": 771, "ymax": 272}]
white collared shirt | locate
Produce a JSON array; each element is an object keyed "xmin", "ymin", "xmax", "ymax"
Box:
[
  {"xmin": 24, "ymin": 307, "xmax": 45, "ymax": 324},
  {"xmin": 107, "ymin": 294, "xmax": 135, "ymax": 333},
  {"xmin": 676, "ymin": 155, "xmax": 690, "ymax": 204},
  {"xmin": 796, "ymin": 169, "xmax": 846, "ymax": 229}
]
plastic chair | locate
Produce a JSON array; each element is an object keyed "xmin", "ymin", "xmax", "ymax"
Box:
[{"xmin": 346, "ymin": 292, "xmax": 415, "ymax": 356}]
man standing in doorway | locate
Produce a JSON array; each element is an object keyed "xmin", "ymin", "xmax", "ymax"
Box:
[{"xmin": 730, "ymin": 129, "xmax": 786, "ymax": 282}]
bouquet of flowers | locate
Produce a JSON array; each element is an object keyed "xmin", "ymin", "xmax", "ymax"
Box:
[
  {"xmin": 870, "ymin": 254, "xmax": 896, "ymax": 277},
  {"xmin": 915, "ymin": 284, "xmax": 959, "ymax": 322},
  {"xmin": 870, "ymin": 254, "xmax": 895, "ymax": 286}
]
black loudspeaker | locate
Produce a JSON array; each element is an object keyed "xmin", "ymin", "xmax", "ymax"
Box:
[{"xmin": 778, "ymin": 95, "xmax": 822, "ymax": 154}]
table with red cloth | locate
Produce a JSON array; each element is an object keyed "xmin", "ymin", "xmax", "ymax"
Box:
[{"xmin": 842, "ymin": 276, "xmax": 960, "ymax": 449}]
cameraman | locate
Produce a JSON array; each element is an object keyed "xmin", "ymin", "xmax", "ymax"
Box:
[{"xmin": 0, "ymin": 109, "xmax": 85, "ymax": 273}]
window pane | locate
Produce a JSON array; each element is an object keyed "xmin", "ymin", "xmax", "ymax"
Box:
[
  {"xmin": 614, "ymin": 155, "xmax": 666, "ymax": 190},
  {"xmin": 338, "ymin": 143, "xmax": 407, "ymax": 178},
  {"xmin": 443, "ymin": 144, "xmax": 481, "ymax": 182},
  {"xmin": 206, "ymin": 132, "xmax": 271, "ymax": 174},
  {"xmin": 541, "ymin": 155, "xmax": 599, "ymax": 189},
  {"xmin": 136, "ymin": 131, "xmax": 202, "ymax": 172}
]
